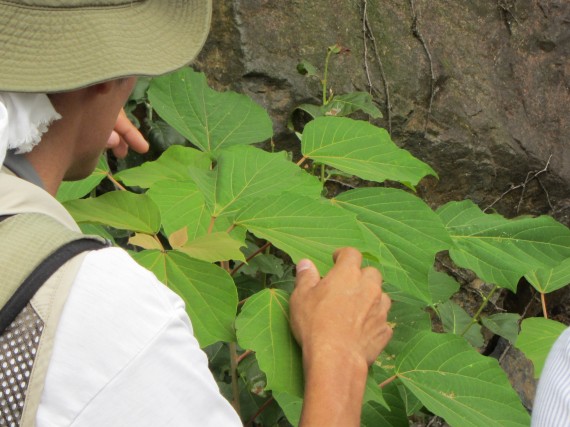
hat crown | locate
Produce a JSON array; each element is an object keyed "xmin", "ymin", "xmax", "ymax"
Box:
[{"xmin": 8, "ymin": 0, "xmax": 139, "ymax": 7}]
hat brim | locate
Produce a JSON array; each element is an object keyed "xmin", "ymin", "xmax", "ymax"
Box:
[{"xmin": 0, "ymin": 0, "xmax": 212, "ymax": 92}]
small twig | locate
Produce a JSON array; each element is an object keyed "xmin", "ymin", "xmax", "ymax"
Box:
[
  {"xmin": 231, "ymin": 242, "xmax": 272, "ymax": 276},
  {"xmin": 536, "ymin": 177, "xmax": 554, "ymax": 211},
  {"xmin": 229, "ymin": 342, "xmax": 241, "ymax": 416},
  {"xmin": 409, "ymin": 0, "xmax": 436, "ymax": 137},
  {"xmin": 245, "ymin": 396, "xmax": 275, "ymax": 427},
  {"xmin": 427, "ymin": 416, "xmax": 441, "ymax": 427},
  {"xmin": 484, "ymin": 154, "xmax": 552, "ymax": 213},
  {"xmin": 362, "ymin": 0, "xmax": 392, "ymax": 134},
  {"xmin": 379, "ymin": 374, "xmax": 397, "ymax": 389},
  {"xmin": 236, "ymin": 349, "xmax": 254, "ymax": 365},
  {"xmin": 106, "ymin": 173, "xmax": 127, "ymax": 191}
]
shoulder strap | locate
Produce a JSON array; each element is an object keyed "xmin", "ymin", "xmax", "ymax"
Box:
[{"xmin": 0, "ymin": 213, "xmax": 109, "ymax": 334}]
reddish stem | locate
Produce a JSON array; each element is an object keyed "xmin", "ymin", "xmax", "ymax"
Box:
[
  {"xmin": 231, "ymin": 242, "xmax": 272, "ymax": 276},
  {"xmin": 379, "ymin": 375, "xmax": 397, "ymax": 389},
  {"xmin": 236, "ymin": 350, "xmax": 253, "ymax": 365},
  {"xmin": 245, "ymin": 396, "xmax": 275, "ymax": 427}
]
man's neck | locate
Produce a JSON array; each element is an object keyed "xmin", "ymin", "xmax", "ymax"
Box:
[{"xmin": 3, "ymin": 150, "xmax": 45, "ymax": 189}]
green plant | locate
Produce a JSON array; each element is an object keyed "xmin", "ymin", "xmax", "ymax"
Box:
[{"xmin": 57, "ymin": 62, "xmax": 570, "ymax": 426}]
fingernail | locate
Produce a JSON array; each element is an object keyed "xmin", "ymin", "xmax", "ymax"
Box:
[{"xmin": 296, "ymin": 259, "xmax": 312, "ymax": 273}]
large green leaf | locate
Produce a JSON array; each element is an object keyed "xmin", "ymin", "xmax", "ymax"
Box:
[
  {"xmin": 192, "ymin": 145, "xmax": 322, "ymax": 219},
  {"xmin": 525, "ymin": 257, "xmax": 570, "ymax": 294},
  {"xmin": 56, "ymin": 155, "xmax": 109, "ymax": 203},
  {"xmin": 273, "ymin": 392, "xmax": 303, "ymax": 427},
  {"xmin": 481, "ymin": 313, "xmax": 520, "ymax": 345},
  {"xmin": 236, "ymin": 289, "xmax": 304, "ymax": 397},
  {"xmin": 515, "ymin": 317, "xmax": 567, "ymax": 378},
  {"xmin": 236, "ymin": 194, "xmax": 367, "ymax": 274},
  {"xmin": 115, "ymin": 145, "xmax": 211, "ymax": 188},
  {"xmin": 436, "ymin": 301, "xmax": 484, "ymax": 348},
  {"xmin": 148, "ymin": 68, "xmax": 273, "ymax": 153},
  {"xmin": 326, "ymin": 92, "xmax": 382, "ymax": 118},
  {"xmin": 428, "ymin": 269, "xmax": 460, "ymax": 306},
  {"xmin": 362, "ymin": 366, "xmax": 408, "ymax": 427},
  {"xmin": 147, "ymin": 180, "xmax": 207, "ymax": 237},
  {"xmin": 334, "ymin": 188, "xmax": 451, "ymax": 304},
  {"xmin": 438, "ymin": 200, "xmax": 570, "ymax": 292},
  {"xmin": 301, "ymin": 117, "xmax": 435, "ymax": 186},
  {"xmin": 64, "ymin": 191, "xmax": 161, "ymax": 234},
  {"xmin": 133, "ymin": 250, "xmax": 237, "ymax": 347},
  {"xmin": 175, "ymin": 232, "xmax": 246, "ymax": 263},
  {"xmin": 396, "ymin": 331, "xmax": 530, "ymax": 427},
  {"xmin": 385, "ymin": 302, "xmax": 432, "ymax": 356}
]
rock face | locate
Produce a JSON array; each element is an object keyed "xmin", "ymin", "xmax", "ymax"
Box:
[
  {"xmin": 196, "ymin": 0, "xmax": 569, "ymax": 219},
  {"xmin": 194, "ymin": 0, "xmax": 568, "ymax": 414}
]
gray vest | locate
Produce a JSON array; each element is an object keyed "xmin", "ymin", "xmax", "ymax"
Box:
[{"xmin": 0, "ymin": 167, "xmax": 105, "ymax": 426}]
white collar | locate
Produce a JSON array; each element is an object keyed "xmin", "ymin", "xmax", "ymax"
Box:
[{"xmin": 0, "ymin": 92, "xmax": 62, "ymax": 169}]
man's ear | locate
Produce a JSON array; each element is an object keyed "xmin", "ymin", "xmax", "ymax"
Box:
[{"xmin": 91, "ymin": 81, "xmax": 115, "ymax": 95}]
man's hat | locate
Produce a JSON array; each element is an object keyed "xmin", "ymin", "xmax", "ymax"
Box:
[{"xmin": 0, "ymin": 0, "xmax": 212, "ymax": 92}]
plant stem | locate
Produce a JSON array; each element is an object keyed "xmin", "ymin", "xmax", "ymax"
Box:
[
  {"xmin": 231, "ymin": 242, "xmax": 272, "ymax": 276},
  {"xmin": 106, "ymin": 173, "xmax": 127, "ymax": 191},
  {"xmin": 322, "ymin": 48, "xmax": 334, "ymax": 105},
  {"xmin": 229, "ymin": 341, "xmax": 241, "ymax": 416},
  {"xmin": 236, "ymin": 349, "xmax": 253, "ymax": 365},
  {"xmin": 460, "ymin": 285, "xmax": 499, "ymax": 337},
  {"xmin": 296, "ymin": 156, "xmax": 307, "ymax": 167},
  {"xmin": 207, "ymin": 216, "xmax": 216, "ymax": 234},
  {"xmin": 320, "ymin": 164, "xmax": 325, "ymax": 183},
  {"xmin": 379, "ymin": 375, "xmax": 397, "ymax": 389},
  {"xmin": 245, "ymin": 396, "xmax": 275, "ymax": 427},
  {"xmin": 541, "ymin": 293, "xmax": 549, "ymax": 319}
]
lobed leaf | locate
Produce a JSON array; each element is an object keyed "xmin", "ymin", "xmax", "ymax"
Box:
[
  {"xmin": 525, "ymin": 257, "xmax": 570, "ymax": 294},
  {"xmin": 175, "ymin": 231, "xmax": 246, "ymax": 263},
  {"xmin": 56, "ymin": 155, "xmax": 109, "ymax": 203},
  {"xmin": 148, "ymin": 68, "xmax": 273, "ymax": 153},
  {"xmin": 236, "ymin": 193, "xmax": 367, "ymax": 274},
  {"xmin": 193, "ymin": 145, "xmax": 322, "ymax": 219},
  {"xmin": 436, "ymin": 301, "xmax": 484, "ymax": 348},
  {"xmin": 334, "ymin": 188, "xmax": 451, "ymax": 304},
  {"xmin": 301, "ymin": 116, "xmax": 436, "ymax": 186},
  {"xmin": 515, "ymin": 317, "xmax": 567, "ymax": 378},
  {"xmin": 133, "ymin": 250, "xmax": 238, "ymax": 347},
  {"xmin": 115, "ymin": 145, "xmax": 211, "ymax": 188},
  {"xmin": 64, "ymin": 191, "xmax": 161, "ymax": 234},
  {"xmin": 428, "ymin": 269, "xmax": 460, "ymax": 306},
  {"xmin": 396, "ymin": 331, "xmax": 530, "ymax": 427},
  {"xmin": 438, "ymin": 200, "xmax": 570, "ymax": 292},
  {"xmin": 236, "ymin": 289, "xmax": 304, "ymax": 397}
]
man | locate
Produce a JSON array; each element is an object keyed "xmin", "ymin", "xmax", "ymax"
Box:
[{"xmin": 0, "ymin": 1, "xmax": 392, "ymax": 426}]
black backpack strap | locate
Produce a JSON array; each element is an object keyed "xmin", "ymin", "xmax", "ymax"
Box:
[
  {"xmin": 0, "ymin": 213, "xmax": 110, "ymax": 334},
  {"xmin": 0, "ymin": 237, "xmax": 108, "ymax": 334}
]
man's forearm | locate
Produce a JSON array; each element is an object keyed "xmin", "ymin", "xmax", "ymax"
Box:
[{"xmin": 299, "ymin": 347, "xmax": 369, "ymax": 427}]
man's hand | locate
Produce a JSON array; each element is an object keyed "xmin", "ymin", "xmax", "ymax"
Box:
[
  {"xmin": 106, "ymin": 109, "xmax": 149, "ymax": 158},
  {"xmin": 290, "ymin": 247, "xmax": 392, "ymax": 367},
  {"xmin": 289, "ymin": 247, "xmax": 392, "ymax": 427}
]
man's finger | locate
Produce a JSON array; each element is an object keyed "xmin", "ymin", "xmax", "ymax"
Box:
[
  {"xmin": 114, "ymin": 109, "xmax": 149, "ymax": 154},
  {"xmin": 295, "ymin": 259, "xmax": 320, "ymax": 290},
  {"xmin": 332, "ymin": 247, "xmax": 363, "ymax": 265}
]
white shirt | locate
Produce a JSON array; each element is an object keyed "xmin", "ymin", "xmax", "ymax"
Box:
[
  {"xmin": 532, "ymin": 327, "xmax": 570, "ymax": 426},
  {"xmin": 36, "ymin": 247, "xmax": 241, "ymax": 426}
]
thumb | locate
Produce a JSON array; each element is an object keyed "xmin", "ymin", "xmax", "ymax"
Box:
[{"xmin": 295, "ymin": 259, "xmax": 320, "ymax": 290}]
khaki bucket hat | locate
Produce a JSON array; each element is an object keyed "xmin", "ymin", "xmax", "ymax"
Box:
[{"xmin": 0, "ymin": 0, "xmax": 212, "ymax": 92}]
